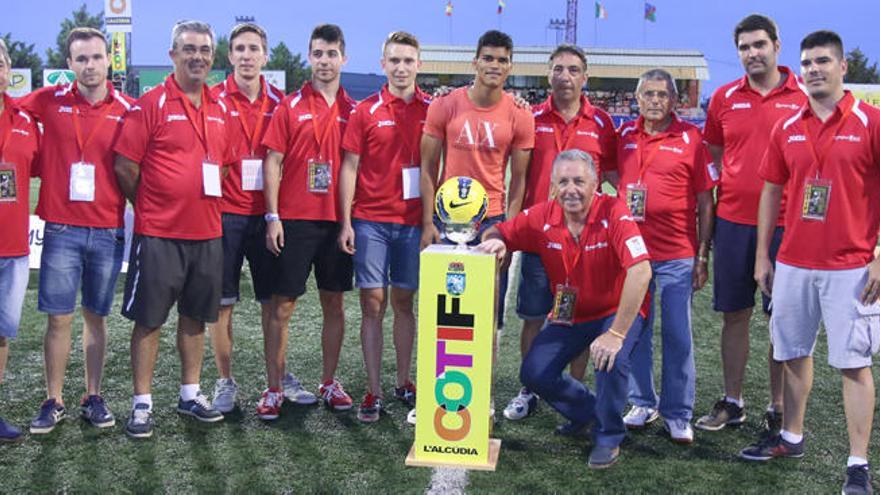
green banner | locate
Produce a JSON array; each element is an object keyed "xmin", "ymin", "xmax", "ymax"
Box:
[{"xmin": 137, "ymin": 69, "xmax": 226, "ymax": 96}]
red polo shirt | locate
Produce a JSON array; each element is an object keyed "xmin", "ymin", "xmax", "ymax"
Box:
[
  {"xmin": 526, "ymin": 95, "xmax": 617, "ymax": 209},
  {"xmin": 704, "ymin": 66, "xmax": 807, "ymax": 226},
  {"xmin": 616, "ymin": 115, "xmax": 715, "ymax": 261},
  {"xmin": 423, "ymin": 87, "xmax": 535, "ymax": 217},
  {"xmin": 341, "ymin": 84, "xmax": 430, "ymax": 226},
  {"xmin": 0, "ymin": 94, "xmax": 40, "ymax": 257},
  {"xmin": 262, "ymin": 82, "xmax": 356, "ymax": 222},
  {"xmin": 114, "ymin": 75, "xmax": 239, "ymax": 240},
  {"xmin": 211, "ymin": 75, "xmax": 285, "ymax": 216},
  {"xmin": 496, "ymin": 195, "xmax": 651, "ymax": 323},
  {"xmin": 20, "ymin": 82, "xmax": 133, "ymax": 228},
  {"xmin": 759, "ymin": 92, "xmax": 880, "ymax": 270}
]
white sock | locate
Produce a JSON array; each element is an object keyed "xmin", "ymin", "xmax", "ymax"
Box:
[
  {"xmin": 180, "ymin": 384, "xmax": 200, "ymax": 402},
  {"xmin": 780, "ymin": 429, "xmax": 803, "ymax": 444},
  {"xmin": 724, "ymin": 396, "xmax": 744, "ymax": 408},
  {"xmin": 848, "ymin": 456, "xmax": 869, "ymax": 467},
  {"xmin": 132, "ymin": 394, "xmax": 152, "ymax": 411}
]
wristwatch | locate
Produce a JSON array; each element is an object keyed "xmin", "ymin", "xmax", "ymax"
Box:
[{"xmin": 264, "ymin": 212, "xmax": 280, "ymax": 223}]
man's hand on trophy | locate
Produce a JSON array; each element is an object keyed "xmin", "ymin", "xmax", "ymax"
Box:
[
  {"xmin": 338, "ymin": 223, "xmax": 356, "ymax": 255},
  {"xmin": 476, "ymin": 238, "xmax": 507, "ymax": 259}
]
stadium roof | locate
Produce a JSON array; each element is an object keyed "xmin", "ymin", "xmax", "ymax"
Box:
[{"xmin": 420, "ymin": 45, "xmax": 710, "ymax": 81}]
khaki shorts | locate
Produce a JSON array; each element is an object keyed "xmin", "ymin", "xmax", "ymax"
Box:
[{"xmin": 770, "ymin": 262, "xmax": 880, "ymax": 369}]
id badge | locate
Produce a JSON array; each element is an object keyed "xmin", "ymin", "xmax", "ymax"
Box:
[
  {"xmin": 241, "ymin": 158, "xmax": 264, "ymax": 191},
  {"xmin": 202, "ymin": 162, "xmax": 222, "ymax": 197},
  {"xmin": 402, "ymin": 166, "xmax": 420, "ymax": 200},
  {"xmin": 626, "ymin": 183, "xmax": 647, "ymax": 222},
  {"xmin": 549, "ymin": 284, "xmax": 578, "ymax": 326},
  {"xmin": 802, "ymin": 177, "xmax": 832, "ymax": 222},
  {"xmin": 308, "ymin": 159, "xmax": 331, "ymax": 194},
  {"xmin": 69, "ymin": 162, "xmax": 96, "ymax": 202},
  {"xmin": 0, "ymin": 163, "xmax": 17, "ymax": 203}
]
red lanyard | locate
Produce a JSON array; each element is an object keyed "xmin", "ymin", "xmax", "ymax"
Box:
[
  {"xmin": 308, "ymin": 92, "xmax": 340, "ymax": 160},
  {"xmin": 71, "ymin": 98, "xmax": 116, "ymax": 163},
  {"xmin": 552, "ymin": 115, "xmax": 582, "ymax": 154},
  {"xmin": 229, "ymin": 86, "xmax": 270, "ymax": 156},
  {"xmin": 386, "ymin": 99, "xmax": 419, "ymax": 163},
  {"xmin": 803, "ymin": 105, "xmax": 852, "ymax": 178},
  {"xmin": 179, "ymin": 88, "xmax": 212, "ymax": 161},
  {"xmin": 0, "ymin": 108, "xmax": 13, "ymax": 161},
  {"xmin": 636, "ymin": 132, "xmax": 664, "ymax": 183},
  {"xmin": 561, "ymin": 225, "xmax": 589, "ymax": 284}
]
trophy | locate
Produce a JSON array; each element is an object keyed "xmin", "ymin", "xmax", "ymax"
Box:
[{"xmin": 434, "ymin": 176, "xmax": 489, "ymax": 247}]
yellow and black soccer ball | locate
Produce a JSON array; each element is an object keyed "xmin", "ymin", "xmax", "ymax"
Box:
[{"xmin": 435, "ymin": 176, "xmax": 489, "ymax": 225}]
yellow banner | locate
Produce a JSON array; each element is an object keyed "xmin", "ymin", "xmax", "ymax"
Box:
[
  {"xmin": 413, "ymin": 245, "xmax": 497, "ymax": 466},
  {"xmin": 111, "ymin": 32, "xmax": 127, "ymax": 72},
  {"xmin": 846, "ymin": 84, "xmax": 880, "ymax": 107}
]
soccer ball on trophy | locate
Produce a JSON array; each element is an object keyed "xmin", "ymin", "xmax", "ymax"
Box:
[{"xmin": 435, "ymin": 176, "xmax": 488, "ymax": 246}]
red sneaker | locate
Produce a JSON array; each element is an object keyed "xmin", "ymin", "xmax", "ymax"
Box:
[
  {"xmin": 319, "ymin": 379, "xmax": 353, "ymax": 411},
  {"xmin": 356, "ymin": 393, "xmax": 383, "ymax": 423},
  {"xmin": 256, "ymin": 388, "xmax": 283, "ymax": 420}
]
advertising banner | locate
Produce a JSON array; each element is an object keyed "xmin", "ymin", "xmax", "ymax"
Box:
[
  {"xmin": 138, "ymin": 69, "xmax": 225, "ymax": 96},
  {"xmin": 407, "ymin": 244, "xmax": 500, "ymax": 470},
  {"xmin": 8, "ymin": 69, "xmax": 32, "ymax": 97},
  {"xmin": 846, "ymin": 84, "xmax": 880, "ymax": 107},
  {"xmin": 105, "ymin": 0, "xmax": 132, "ymax": 33},
  {"xmin": 43, "ymin": 69, "xmax": 76, "ymax": 87}
]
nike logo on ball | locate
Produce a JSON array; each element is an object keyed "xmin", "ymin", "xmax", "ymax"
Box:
[{"xmin": 449, "ymin": 200, "xmax": 473, "ymax": 208}]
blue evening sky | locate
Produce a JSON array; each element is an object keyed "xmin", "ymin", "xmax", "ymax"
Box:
[{"xmin": 6, "ymin": 0, "xmax": 879, "ymax": 96}]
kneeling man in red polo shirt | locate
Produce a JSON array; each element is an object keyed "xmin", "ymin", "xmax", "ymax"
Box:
[{"xmin": 478, "ymin": 149, "xmax": 652, "ymax": 469}]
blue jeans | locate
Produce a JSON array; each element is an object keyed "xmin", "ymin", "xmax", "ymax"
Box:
[
  {"xmin": 0, "ymin": 255, "xmax": 29, "ymax": 338},
  {"xmin": 520, "ymin": 314, "xmax": 645, "ymax": 448},
  {"xmin": 38, "ymin": 223, "xmax": 125, "ymax": 316},
  {"xmin": 352, "ymin": 219, "xmax": 421, "ymax": 290},
  {"xmin": 516, "ymin": 252, "xmax": 553, "ymax": 320},
  {"xmin": 627, "ymin": 258, "xmax": 696, "ymax": 420}
]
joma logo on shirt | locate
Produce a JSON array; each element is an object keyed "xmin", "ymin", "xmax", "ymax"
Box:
[
  {"xmin": 454, "ymin": 119, "xmax": 499, "ymax": 150},
  {"xmin": 731, "ymin": 102, "xmax": 752, "ymax": 110},
  {"xmin": 57, "ymin": 106, "xmax": 74, "ymax": 113},
  {"xmin": 206, "ymin": 116, "xmax": 225, "ymax": 124},
  {"xmin": 623, "ymin": 143, "xmax": 638, "ymax": 150},
  {"xmin": 377, "ymin": 120, "xmax": 395, "ymax": 128},
  {"xmin": 787, "ymin": 135, "xmax": 806, "ymax": 143},
  {"xmin": 546, "ymin": 242, "xmax": 562, "ymax": 250},
  {"xmin": 298, "ymin": 113, "xmax": 313, "ymax": 122},
  {"xmin": 166, "ymin": 114, "xmax": 187, "ymax": 122},
  {"xmin": 536, "ymin": 126, "xmax": 554, "ymax": 133}
]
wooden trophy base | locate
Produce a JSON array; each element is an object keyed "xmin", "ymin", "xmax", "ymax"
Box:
[{"xmin": 405, "ymin": 439, "xmax": 501, "ymax": 471}]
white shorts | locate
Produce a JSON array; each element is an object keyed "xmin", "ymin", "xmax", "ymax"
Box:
[{"xmin": 770, "ymin": 262, "xmax": 880, "ymax": 369}]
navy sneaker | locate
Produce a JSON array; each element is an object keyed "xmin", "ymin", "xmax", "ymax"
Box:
[
  {"xmin": 393, "ymin": 382, "xmax": 416, "ymax": 408},
  {"xmin": 739, "ymin": 434, "xmax": 804, "ymax": 461},
  {"xmin": 843, "ymin": 464, "xmax": 873, "ymax": 495},
  {"xmin": 29, "ymin": 399, "xmax": 66, "ymax": 434},
  {"xmin": 80, "ymin": 395, "xmax": 115, "ymax": 428},
  {"xmin": 0, "ymin": 417, "xmax": 23, "ymax": 443},
  {"xmin": 177, "ymin": 394, "xmax": 224, "ymax": 423},
  {"xmin": 125, "ymin": 403, "xmax": 154, "ymax": 439}
]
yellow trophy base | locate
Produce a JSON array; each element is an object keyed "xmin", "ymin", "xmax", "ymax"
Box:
[{"xmin": 405, "ymin": 439, "xmax": 501, "ymax": 471}]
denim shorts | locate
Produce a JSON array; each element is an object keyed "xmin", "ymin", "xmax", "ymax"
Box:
[
  {"xmin": 353, "ymin": 219, "xmax": 421, "ymax": 290},
  {"xmin": 516, "ymin": 252, "xmax": 553, "ymax": 320},
  {"xmin": 38, "ymin": 223, "xmax": 125, "ymax": 316},
  {"xmin": 0, "ymin": 255, "xmax": 29, "ymax": 338}
]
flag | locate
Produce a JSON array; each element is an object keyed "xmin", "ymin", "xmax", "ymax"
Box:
[
  {"xmin": 595, "ymin": 1, "xmax": 607, "ymax": 19},
  {"xmin": 445, "ymin": 1, "xmax": 453, "ymax": 16},
  {"xmin": 497, "ymin": 0, "xmax": 506, "ymax": 14},
  {"xmin": 644, "ymin": 2, "xmax": 657, "ymax": 22}
]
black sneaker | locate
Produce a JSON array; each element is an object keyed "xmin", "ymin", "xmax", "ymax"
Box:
[
  {"xmin": 81, "ymin": 394, "xmax": 116, "ymax": 428},
  {"xmin": 739, "ymin": 434, "xmax": 804, "ymax": 461},
  {"xmin": 29, "ymin": 398, "xmax": 66, "ymax": 434},
  {"xmin": 393, "ymin": 382, "xmax": 416, "ymax": 408},
  {"xmin": 694, "ymin": 398, "xmax": 745, "ymax": 431},
  {"xmin": 125, "ymin": 403, "xmax": 154, "ymax": 439},
  {"xmin": 763, "ymin": 409, "xmax": 783, "ymax": 438},
  {"xmin": 177, "ymin": 394, "xmax": 223, "ymax": 423},
  {"xmin": 843, "ymin": 464, "xmax": 873, "ymax": 495}
]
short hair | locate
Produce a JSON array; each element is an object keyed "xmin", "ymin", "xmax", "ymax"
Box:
[
  {"xmin": 636, "ymin": 68, "xmax": 678, "ymax": 98},
  {"xmin": 310, "ymin": 24, "xmax": 345, "ymax": 55},
  {"xmin": 551, "ymin": 149, "xmax": 598, "ymax": 183},
  {"xmin": 475, "ymin": 30, "xmax": 513, "ymax": 59},
  {"xmin": 0, "ymin": 38, "xmax": 10, "ymax": 67},
  {"xmin": 230, "ymin": 22, "xmax": 268, "ymax": 53},
  {"xmin": 170, "ymin": 20, "xmax": 216, "ymax": 51},
  {"xmin": 549, "ymin": 43, "xmax": 587, "ymax": 69},
  {"xmin": 800, "ymin": 30, "xmax": 844, "ymax": 59},
  {"xmin": 66, "ymin": 27, "xmax": 108, "ymax": 57},
  {"xmin": 382, "ymin": 31, "xmax": 419, "ymax": 56},
  {"xmin": 733, "ymin": 14, "xmax": 779, "ymax": 46}
]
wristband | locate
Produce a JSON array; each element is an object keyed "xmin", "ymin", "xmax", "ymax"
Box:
[
  {"xmin": 264, "ymin": 213, "xmax": 280, "ymax": 223},
  {"xmin": 607, "ymin": 328, "xmax": 626, "ymax": 340}
]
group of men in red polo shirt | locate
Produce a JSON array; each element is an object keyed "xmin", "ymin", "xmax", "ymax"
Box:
[{"xmin": 0, "ymin": 13, "xmax": 878, "ymax": 493}]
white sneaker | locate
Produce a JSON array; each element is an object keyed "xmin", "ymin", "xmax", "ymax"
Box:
[
  {"xmin": 502, "ymin": 388, "xmax": 537, "ymax": 421},
  {"xmin": 212, "ymin": 378, "xmax": 238, "ymax": 413},
  {"xmin": 664, "ymin": 418, "xmax": 694, "ymax": 444},
  {"xmin": 623, "ymin": 406, "xmax": 659, "ymax": 430},
  {"xmin": 282, "ymin": 372, "xmax": 318, "ymax": 404},
  {"xmin": 406, "ymin": 408, "xmax": 417, "ymax": 425}
]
